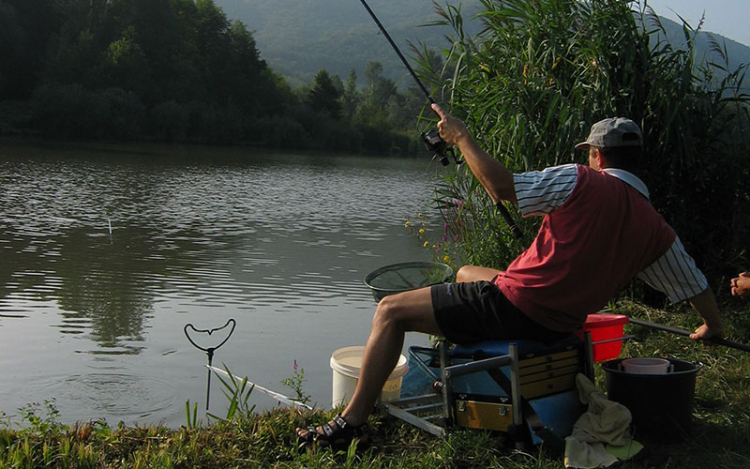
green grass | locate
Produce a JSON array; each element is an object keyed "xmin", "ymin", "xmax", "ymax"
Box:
[
  {"xmin": 1, "ymin": 300, "xmax": 749, "ymax": 468},
  {"xmin": 602, "ymin": 300, "xmax": 750, "ymax": 468}
]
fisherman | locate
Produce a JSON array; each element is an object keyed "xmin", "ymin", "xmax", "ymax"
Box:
[{"xmin": 296, "ymin": 104, "xmax": 724, "ymax": 450}]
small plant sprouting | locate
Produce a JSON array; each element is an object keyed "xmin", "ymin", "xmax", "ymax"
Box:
[
  {"xmin": 207, "ymin": 365, "xmax": 256, "ymax": 422},
  {"xmin": 19, "ymin": 400, "xmax": 68, "ymax": 434},
  {"xmin": 185, "ymin": 400, "xmax": 199, "ymax": 429},
  {"xmin": 280, "ymin": 360, "xmax": 311, "ymax": 406}
]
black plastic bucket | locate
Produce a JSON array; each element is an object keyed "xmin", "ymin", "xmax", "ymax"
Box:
[{"xmin": 601, "ymin": 358, "xmax": 702, "ymax": 443}]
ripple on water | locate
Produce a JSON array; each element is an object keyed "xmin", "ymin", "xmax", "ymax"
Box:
[{"xmin": 40, "ymin": 373, "xmax": 178, "ymax": 422}]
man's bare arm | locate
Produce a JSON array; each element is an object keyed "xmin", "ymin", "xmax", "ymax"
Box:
[
  {"xmin": 688, "ymin": 287, "xmax": 724, "ymax": 341},
  {"xmin": 432, "ymin": 103, "xmax": 517, "ymax": 204}
]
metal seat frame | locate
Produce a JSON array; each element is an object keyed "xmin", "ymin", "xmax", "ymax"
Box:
[{"xmin": 382, "ymin": 333, "xmax": 597, "ymax": 447}]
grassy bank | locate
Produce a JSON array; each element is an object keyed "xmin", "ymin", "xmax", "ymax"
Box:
[{"xmin": 2, "ymin": 300, "xmax": 749, "ymax": 468}]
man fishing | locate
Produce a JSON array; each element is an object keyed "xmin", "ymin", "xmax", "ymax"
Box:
[{"xmin": 296, "ymin": 104, "xmax": 724, "ymax": 450}]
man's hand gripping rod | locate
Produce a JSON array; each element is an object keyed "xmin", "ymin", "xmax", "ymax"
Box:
[{"xmin": 358, "ymin": 0, "xmax": 523, "ymax": 240}]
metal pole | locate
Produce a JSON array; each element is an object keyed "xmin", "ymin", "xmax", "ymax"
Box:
[{"xmin": 628, "ymin": 317, "xmax": 750, "ymax": 353}]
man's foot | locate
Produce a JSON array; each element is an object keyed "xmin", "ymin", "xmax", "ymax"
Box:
[{"xmin": 296, "ymin": 414, "xmax": 369, "ymax": 451}]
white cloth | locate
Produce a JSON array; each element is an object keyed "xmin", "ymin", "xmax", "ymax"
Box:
[{"xmin": 564, "ymin": 374, "xmax": 633, "ymax": 469}]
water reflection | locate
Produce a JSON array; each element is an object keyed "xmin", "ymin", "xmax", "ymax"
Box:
[{"xmin": 0, "ymin": 142, "xmax": 437, "ymax": 425}]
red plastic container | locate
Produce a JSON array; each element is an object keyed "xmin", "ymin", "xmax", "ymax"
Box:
[{"xmin": 577, "ymin": 313, "xmax": 629, "ymax": 362}]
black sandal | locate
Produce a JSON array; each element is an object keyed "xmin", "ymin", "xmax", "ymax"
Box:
[{"xmin": 297, "ymin": 414, "xmax": 369, "ymax": 451}]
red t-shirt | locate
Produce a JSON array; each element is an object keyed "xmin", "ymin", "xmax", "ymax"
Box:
[{"xmin": 495, "ymin": 165, "xmax": 675, "ymax": 332}]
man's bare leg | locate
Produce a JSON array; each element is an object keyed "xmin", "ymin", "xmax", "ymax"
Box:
[
  {"xmin": 341, "ymin": 287, "xmax": 441, "ymax": 425},
  {"xmin": 297, "ymin": 286, "xmax": 442, "ymax": 436}
]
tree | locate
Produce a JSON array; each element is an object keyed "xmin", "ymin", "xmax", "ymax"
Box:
[
  {"xmin": 0, "ymin": 0, "xmax": 67, "ymax": 100},
  {"xmin": 307, "ymin": 69, "xmax": 342, "ymax": 119},
  {"xmin": 341, "ymin": 68, "xmax": 359, "ymax": 120},
  {"xmin": 101, "ymin": 25, "xmax": 150, "ymax": 95},
  {"xmin": 7, "ymin": 0, "xmax": 418, "ymax": 151},
  {"xmin": 223, "ymin": 20, "xmax": 272, "ymax": 115},
  {"xmin": 363, "ymin": 61, "xmax": 397, "ymax": 107},
  {"xmin": 0, "ymin": 1, "xmax": 25, "ymax": 99}
]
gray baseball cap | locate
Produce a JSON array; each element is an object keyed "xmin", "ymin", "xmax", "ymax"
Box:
[{"xmin": 575, "ymin": 117, "xmax": 643, "ymax": 150}]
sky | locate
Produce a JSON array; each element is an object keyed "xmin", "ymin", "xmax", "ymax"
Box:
[{"xmin": 645, "ymin": 0, "xmax": 750, "ymax": 47}]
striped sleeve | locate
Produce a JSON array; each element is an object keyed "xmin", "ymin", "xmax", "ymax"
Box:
[
  {"xmin": 513, "ymin": 163, "xmax": 578, "ymax": 216},
  {"xmin": 636, "ymin": 237, "xmax": 709, "ymax": 303}
]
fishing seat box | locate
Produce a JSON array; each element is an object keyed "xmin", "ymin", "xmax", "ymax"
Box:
[
  {"xmin": 387, "ymin": 312, "xmax": 627, "ymax": 446},
  {"xmin": 447, "ymin": 336, "xmax": 586, "ymax": 439},
  {"xmin": 449, "ymin": 314, "xmax": 627, "ymax": 437}
]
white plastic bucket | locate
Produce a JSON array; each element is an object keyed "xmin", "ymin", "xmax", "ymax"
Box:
[
  {"xmin": 330, "ymin": 346, "xmax": 409, "ymax": 407},
  {"xmin": 619, "ymin": 357, "xmax": 672, "ymax": 375}
]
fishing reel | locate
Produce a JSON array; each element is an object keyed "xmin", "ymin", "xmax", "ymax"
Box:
[{"xmin": 421, "ymin": 130, "xmax": 462, "ymax": 166}]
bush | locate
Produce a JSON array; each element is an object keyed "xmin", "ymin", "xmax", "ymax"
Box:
[
  {"xmin": 253, "ymin": 115, "xmax": 313, "ymax": 149},
  {"xmin": 181, "ymin": 101, "xmax": 245, "ymax": 144},
  {"xmin": 150, "ymin": 100, "xmax": 190, "ymax": 142},
  {"xmin": 31, "ymin": 83, "xmax": 99, "ymax": 138},
  {"xmin": 98, "ymin": 88, "xmax": 145, "ymax": 139},
  {"xmin": 31, "ymin": 84, "xmax": 145, "ymax": 140}
]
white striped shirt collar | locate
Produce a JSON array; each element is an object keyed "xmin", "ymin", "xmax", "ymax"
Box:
[{"xmin": 602, "ymin": 168, "xmax": 650, "ymax": 199}]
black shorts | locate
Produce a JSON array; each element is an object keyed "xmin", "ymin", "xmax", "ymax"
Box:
[{"xmin": 431, "ymin": 280, "xmax": 568, "ymax": 345}]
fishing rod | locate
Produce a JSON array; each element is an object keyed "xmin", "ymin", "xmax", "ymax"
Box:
[
  {"xmin": 358, "ymin": 0, "xmax": 523, "ymax": 240},
  {"xmin": 627, "ymin": 317, "xmax": 750, "ymax": 353},
  {"xmin": 207, "ymin": 365, "xmax": 313, "ymax": 410},
  {"xmin": 357, "ymin": 0, "xmax": 456, "ymax": 166},
  {"xmin": 358, "ymin": 0, "xmax": 433, "ymax": 105}
]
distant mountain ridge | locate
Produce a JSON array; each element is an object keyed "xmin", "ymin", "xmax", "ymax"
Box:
[{"xmin": 214, "ymin": 0, "xmax": 750, "ymax": 89}]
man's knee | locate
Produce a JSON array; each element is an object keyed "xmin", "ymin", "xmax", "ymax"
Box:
[
  {"xmin": 457, "ymin": 265, "xmax": 484, "ymax": 283},
  {"xmin": 456, "ymin": 266, "xmax": 472, "ymax": 283},
  {"xmin": 456, "ymin": 265, "xmax": 499, "ymax": 283},
  {"xmin": 373, "ymin": 294, "xmax": 402, "ymax": 325},
  {"xmin": 373, "ymin": 288, "xmax": 428, "ymax": 321},
  {"xmin": 372, "ymin": 288, "xmax": 439, "ymax": 335}
]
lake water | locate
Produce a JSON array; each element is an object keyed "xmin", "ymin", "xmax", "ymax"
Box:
[{"xmin": 0, "ymin": 141, "xmax": 442, "ymax": 428}]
